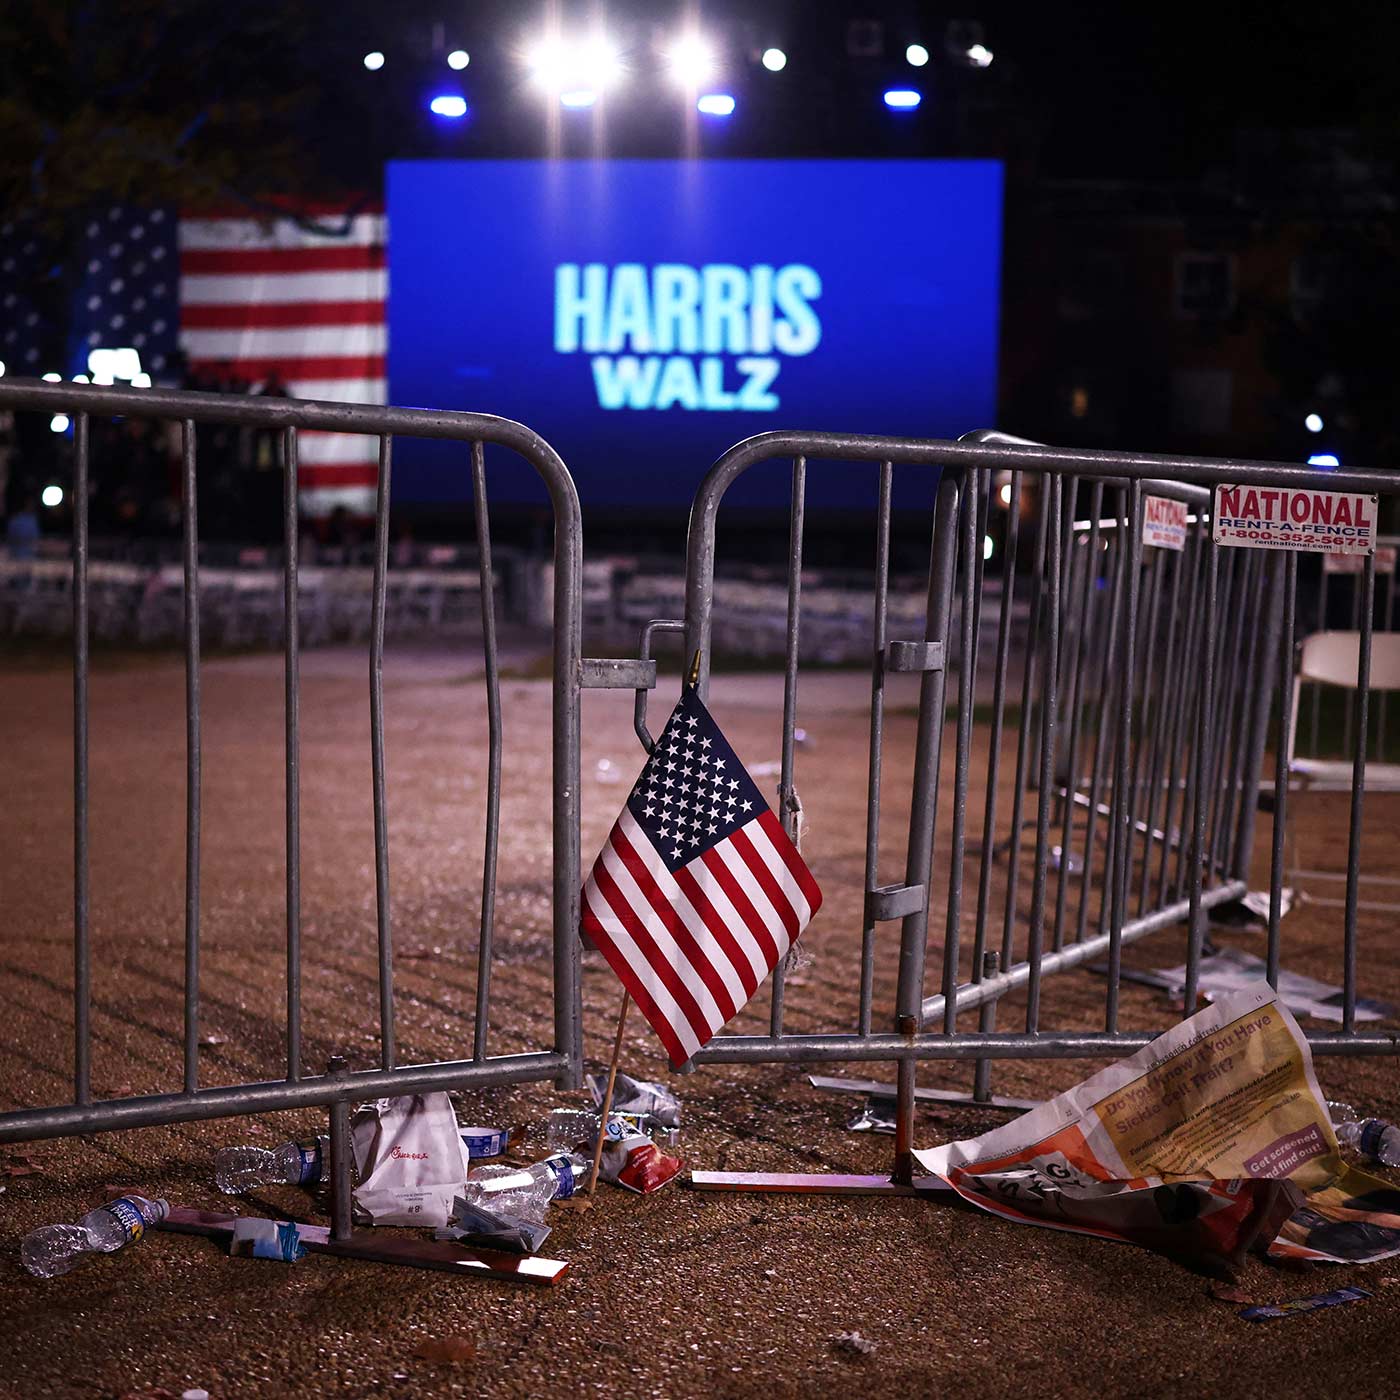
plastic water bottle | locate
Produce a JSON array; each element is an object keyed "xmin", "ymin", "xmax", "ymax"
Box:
[
  {"xmin": 214, "ymin": 1135, "xmax": 328, "ymax": 1194},
  {"xmin": 21, "ymin": 1195, "xmax": 169, "ymax": 1278},
  {"xmin": 460, "ymin": 1152, "xmax": 590, "ymax": 1222},
  {"xmin": 1329, "ymin": 1102, "xmax": 1400, "ymax": 1167}
]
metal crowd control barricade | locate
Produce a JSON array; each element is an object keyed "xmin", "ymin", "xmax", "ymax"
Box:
[
  {"xmin": 0, "ymin": 378, "xmax": 600, "ymax": 1278},
  {"xmin": 658, "ymin": 429, "xmax": 1400, "ymax": 1196}
]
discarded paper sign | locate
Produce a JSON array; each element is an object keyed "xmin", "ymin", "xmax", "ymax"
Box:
[
  {"xmin": 1143, "ymin": 495, "xmax": 1188, "ymax": 551},
  {"xmin": 1213, "ymin": 485, "xmax": 1377, "ymax": 555}
]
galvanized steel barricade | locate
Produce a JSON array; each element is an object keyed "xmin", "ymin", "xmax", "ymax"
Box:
[
  {"xmin": 663, "ymin": 429, "xmax": 1399, "ymax": 1188},
  {"xmin": 0, "ymin": 380, "xmax": 586, "ymax": 1247}
]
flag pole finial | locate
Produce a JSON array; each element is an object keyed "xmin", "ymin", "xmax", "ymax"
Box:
[{"xmin": 686, "ymin": 649, "xmax": 702, "ymax": 689}]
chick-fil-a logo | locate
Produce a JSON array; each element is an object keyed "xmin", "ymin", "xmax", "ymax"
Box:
[{"xmin": 390, "ymin": 1145, "xmax": 430, "ymax": 1160}]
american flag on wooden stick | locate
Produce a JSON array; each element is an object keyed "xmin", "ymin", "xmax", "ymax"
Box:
[
  {"xmin": 582, "ymin": 687, "xmax": 822, "ymax": 1068},
  {"xmin": 178, "ymin": 203, "xmax": 386, "ymax": 516}
]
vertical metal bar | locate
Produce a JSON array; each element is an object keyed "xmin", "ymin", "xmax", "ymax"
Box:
[
  {"xmin": 1123, "ymin": 530, "xmax": 1164, "ymax": 894},
  {"xmin": 1160, "ymin": 533, "xmax": 1207, "ymax": 906},
  {"xmin": 1000, "ymin": 491, "xmax": 1052, "ymax": 967},
  {"xmin": 1052, "ymin": 481, "xmax": 1104, "ymax": 949},
  {"xmin": 1105, "ymin": 481, "xmax": 1142, "ymax": 1030},
  {"xmin": 771, "ymin": 456, "xmax": 806, "ymax": 1038},
  {"xmin": 1309, "ymin": 565, "xmax": 1328, "ymax": 755},
  {"xmin": 181, "ymin": 421, "xmax": 202, "ymax": 1094},
  {"xmin": 327, "ymin": 1057, "xmax": 353, "ymax": 1242},
  {"xmin": 971, "ymin": 469, "xmax": 1023, "ymax": 1098},
  {"xmin": 1267, "ymin": 554, "xmax": 1298, "ymax": 988},
  {"xmin": 859, "ymin": 462, "xmax": 893, "ymax": 1036},
  {"xmin": 1025, "ymin": 474, "xmax": 1063, "ymax": 1032},
  {"xmin": 1077, "ymin": 497, "xmax": 1128, "ymax": 944},
  {"xmin": 1221, "ymin": 555, "xmax": 1272, "ymax": 878},
  {"xmin": 369, "ymin": 435, "xmax": 395, "ymax": 1071},
  {"xmin": 892, "ymin": 473, "xmax": 960, "ymax": 1183},
  {"xmin": 1183, "ymin": 545, "xmax": 1219, "ymax": 1016},
  {"xmin": 1342, "ymin": 551, "xmax": 1375, "ymax": 1034},
  {"xmin": 72, "ymin": 413, "xmax": 91, "ymax": 1107},
  {"xmin": 1378, "ymin": 562, "xmax": 1395, "ymax": 759},
  {"xmin": 473, "ymin": 441, "xmax": 503, "ymax": 1061},
  {"xmin": 1342, "ymin": 568, "xmax": 1362, "ymax": 757},
  {"xmin": 1138, "ymin": 541, "xmax": 1188, "ymax": 913},
  {"xmin": 942, "ymin": 468, "xmax": 981, "ymax": 1030},
  {"xmin": 283, "ymin": 426, "xmax": 302, "ymax": 1082},
  {"xmin": 1205, "ymin": 553, "xmax": 1252, "ymax": 873},
  {"xmin": 996, "ymin": 492, "xmax": 1052, "ymax": 974}
]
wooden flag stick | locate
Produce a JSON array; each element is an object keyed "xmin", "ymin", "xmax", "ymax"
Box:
[{"xmin": 586, "ymin": 990, "xmax": 631, "ymax": 1195}]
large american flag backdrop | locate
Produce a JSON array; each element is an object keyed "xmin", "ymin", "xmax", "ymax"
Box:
[
  {"xmin": 0, "ymin": 202, "xmax": 384, "ymax": 517},
  {"xmin": 581, "ymin": 689, "xmax": 823, "ymax": 1068}
]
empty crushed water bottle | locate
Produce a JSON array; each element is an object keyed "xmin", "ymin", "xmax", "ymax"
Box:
[
  {"xmin": 545, "ymin": 1107, "xmax": 654, "ymax": 1151},
  {"xmin": 1329, "ymin": 1102, "xmax": 1400, "ymax": 1167},
  {"xmin": 215, "ymin": 1135, "xmax": 328, "ymax": 1194},
  {"xmin": 22, "ymin": 1195, "xmax": 169, "ymax": 1278},
  {"xmin": 460, "ymin": 1152, "xmax": 589, "ymax": 1223}
]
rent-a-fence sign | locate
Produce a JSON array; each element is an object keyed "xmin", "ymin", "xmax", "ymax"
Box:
[
  {"xmin": 1212, "ymin": 485, "xmax": 1377, "ymax": 555},
  {"xmin": 1143, "ymin": 496, "xmax": 1188, "ymax": 551}
]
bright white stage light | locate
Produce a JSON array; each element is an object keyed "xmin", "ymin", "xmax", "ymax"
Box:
[
  {"xmin": 762, "ymin": 47, "xmax": 787, "ymax": 72},
  {"xmin": 49, "ymin": 415, "xmax": 69, "ymax": 434},
  {"xmin": 1308, "ymin": 453, "xmax": 1340, "ymax": 467},
  {"xmin": 966, "ymin": 43, "xmax": 994, "ymax": 67},
  {"xmin": 447, "ymin": 50, "xmax": 469, "ymax": 70},
  {"xmin": 527, "ymin": 34, "xmax": 623, "ymax": 99},
  {"xmin": 906, "ymin": 43, "xmax": 930, "ymax": 66},
  {"xmin": 668, "ymin": 33, "xmax": 716, "ymax": 87},
  {"xmin": 1305, "ymin": 412, "xmax": 1323, "ymax": 433},
  {"xmin": 697, "ymin": 93, "xmax": 736, "ymax": 116},
  {"xmin": 999, "ymin": 483, "xmax": 1013, "ymax": 505},
  {"xmin": 561, "ymin": 89, "xmax": 597, "ymax": 108},
  {"xmin": 0, "ymin": 360, "xmax": 6, "ymax": 377},
  {"xmin": 42, "ymin": 484, "xmax": 64, "ymax": 507},
  {"xmin": 983, "ymin": 535, "xmax": 995, "ymax": 561},
  {"xmin": 130, "ymin": 372, "xmax": 152, "ymax": 388},
  {"xmin": 87, "ymin": 347, "xmax": 142, "ymax": 384},
  {"xmin": 429, "ymin": 94, "xmax": 468, "ymax": 118},
  {"xmin": 363, "ymin": 51, "xmax": 385, "ymax": 71},
  {"xmin": 73, "ymin": 373, "xmax": 89, "ymax": 383},
  {"xmin": 41, "ymin": 372, "xmax": 61, "ymax": 382},
  {"xmin": 884, "ymin": 88, "xmax": 921, "ymax": 109}
]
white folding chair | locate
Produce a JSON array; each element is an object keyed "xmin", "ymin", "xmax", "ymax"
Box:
[{"xmin": 1285, "ymin": 630, "xmax": 1400, "ymax": 909}]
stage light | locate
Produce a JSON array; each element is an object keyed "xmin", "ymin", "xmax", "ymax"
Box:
[
  {"xmin": 0, "ymin": 360, "xmax": 5, "ymax": 376},
  {"xmin": 999, "ymin": 483, "xmax": 1013, "ymax": 505},
  {"xmin": 130, "ymin": 372, "xmax": 152, "ymax": 387},
  {"xmin": 560, "ymin": 89, "xmax": 597, "ymax": 108},
  {"xmin": 983, "ymin": 535, "xmax": 995, "ymax": 561},
  {"xmin": 447, "ymin": 49, "xmax": 469, "ymax": 70},
  {"xmin": 41, "ymin": 485, "xmax": 63, "ymax": 507},
  {"xmin": 1308, "ymin": 453, "xmax": 1340, "ymax": 468},
  {"xmin": 697, "ymin": 93, "xmax": 736, "ymax": 116},
  {"xmin": 966, "ymin": 43, "xmax": 994, "ymax": 67},
  {"xmin": 49, "ymin": 415, "xmax": 69, "ymax": 434},
  {"xmin": 73, "ymin": 374, "xmax": 89, "ymax": 383},
  {"xmin": 41, "ymin": 371, "xmax": 61, "ymax": 382},
  {"xmin": 363, "ymin": 51, "xmax": 385, "ymax": 71},
  {"xmin": 762, "ymin": 47, "xmax": 787, "ymax": 72},
  {"xmin": 88, "ymin": 346, "xmax": 141, "ymax": 384},
  {"xmin": 527, "ymin": 33, "xmax": 623, "ymax": 100},
  {"xmin": 883, "ymin": 88, "xmax": 921, "ymax": 109},
  {"xmin": 668, "ymin": 33, "xmax": 716, "ymax": 87},
  {"xmin": 1305, "ymin": 412, "xmax": 1323, "ymax": 433},
  {"xmin": 906, "ymin": 43, "xmax": 929, "ymax": 66},
  {"xmin": 429, "ymin": 94, "xmax": 468, "ymax": 118}
]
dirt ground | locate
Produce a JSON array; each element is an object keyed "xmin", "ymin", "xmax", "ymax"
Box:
[{"xmin": 1, "ymin": 637, "xmax": 1399, "ymax": 1400}]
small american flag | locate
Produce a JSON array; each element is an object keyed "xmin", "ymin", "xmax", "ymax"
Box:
[
  {"xmin": 178, "ymin": 203, "xmax": 386, "ymax": 516},
  {"xmin": 582, "ymin": 688, "xmax": 822, "ymax": 1068}
]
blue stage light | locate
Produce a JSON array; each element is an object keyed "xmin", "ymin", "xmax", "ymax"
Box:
[
  {"xmin": 1308, "ymin": 453, "xmax": 1340, "ymax": 468},
  {"xmin": 696, "ymin": 93, "xmax": 736, "ymax": 116},
  {"xmin": 560, "ymin": 89, "xmax": 598, "ymax": 108},
  {"xmin": 429, "ymin": 94, "xmax": 468, "ymax": 119},
  {"xmin": 883, "ymin": 88, "xmax": 922, "ymax": 110}
]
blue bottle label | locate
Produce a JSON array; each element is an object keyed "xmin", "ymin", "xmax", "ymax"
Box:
[
  {"xmin": 105, "ymin": 1197, "xmax": 147, "ymax": 1244},
  {"xmin": 1359, "ymin": 1120, "xmax": 1387, "ymax": 1160},
  {"xmin": 549, "ymin": 1156, "xmax": 577, "ymax": 1199},
  {"xmin": 296, "ymin": 1138, "xmax": 324, "ymax": 1186}
]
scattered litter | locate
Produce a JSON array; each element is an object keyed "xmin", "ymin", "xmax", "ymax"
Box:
[
  {"xmin": 587, "ymin": 1071, "xmax": 682, "ymax": 1128},
  {"xmin": 460, "ymin": 1126, "xmax": 511, "ymax": 1159},
  {"xmin": 546, "ymin": 1106, "xmax": 661, "ymax": 1152},
  {"xmin": 21, "ymin": 1195, "xmax": 169, "ymax": 1278},
  {"xmin": 916, "ymin": 983, "xmax": 1346, "ymax": 1276},
  {"xmin": 215, "ymin": 1135, "xmax": 326, "ymax": 1194},
  {"xmin": 1220, "ymin": 888, "xmax": 1295, "ymax": 928},
  {"xmin": 436, "ymin": 1196, "xmax": 551, "ymax": 1255},
  {"xmin": 461, "ymin": 1152, "xmax": 589, "ymax": 1221},
  {"xmin": 198, "ymin": 1033, "xmax": 225, "ymax": 1048},
  {"xmin": 846, "ymin": 1096, "xmax": 898, "ymax": 1135},
  {"xmin": 412, "ymin": 1336, "xmax": 477, "ymax": 1364},
  {"xmin": 1328, "ymin": 1102, "xmax": 1400, "ymax": 1166},
  {"xmin": 809, "ymin": 1074, "xmax": 1038, "ymax": 1114},
  {"xmin": 831, "ymin": 1331, "xmax": 877, "ymax": 1357},
  {"xmin": 597, "ymin": 1128, "xmax": 684, "ymax": 1194},
  {"xmin": 182, "ymin": 1391, "xmax": 211, "ymax": 1400},
  {"xmin": 3, "ymin": 1153, "xmax": 42, "ymax": 1177},
  {"xmin": 1239, "ymin": 1286, "xmax": 1371, "ymax": 1322},
  {"xmin": 1099, "ymin": 947, "xmax": 1393, "ymax": 1023},
  {"xmin": 351, "ymin": 1093, "xmax": 472, "ymax": 1227},
  {"xmin": 230, "ymin": 1217, "xmax": 307, "ymax": 1263},
  {"xmin": 400, "ymin": 946, "xmax": 443, "ymax": 960}
]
